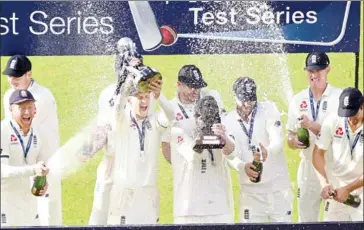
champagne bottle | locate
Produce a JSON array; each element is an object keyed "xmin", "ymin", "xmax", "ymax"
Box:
[
  {"xmin": 330, "ymin": 191, "xmax": 361, "ymax": 208},
  {"xmin": 297, "ymin": 118, "xmax": 310, "ymax": 148},
  {"xmin": 31, "ymin": 175, "xmax": 47, "ymax": 196},
  {"xmin": 250, "ymin": 146, "xmax": 263, "ymax": 183}
]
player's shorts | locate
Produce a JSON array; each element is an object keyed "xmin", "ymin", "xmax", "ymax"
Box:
[
  {"xmin": 1, "ymin": 192, "xmax": 39, "ymax": 227},
  {"xmin": 107, "ymin": 186, "xmax": 159, "ymax": 225},
  {"xmin": 174, "ymin": 214, "xmax": 233, "ymax": 224},
  {"xmin": 239, "ymin": 188, "xmax": 294, "ymax": 223}
]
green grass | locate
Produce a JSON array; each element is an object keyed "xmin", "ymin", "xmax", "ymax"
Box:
[{"xmin": 1, "ymin": 3, "xmax": 363, "ymax": 225}]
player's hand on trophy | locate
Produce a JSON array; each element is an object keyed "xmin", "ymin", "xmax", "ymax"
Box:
[
  {"xmin": 149, "ymin": 79, "xmax": 163, "ymax": 99},
  {"xmin": 129, "ymin": 57, "xmax": 142, "ymax": 67},
  {"xmin": 211, "ymin": 123, "xmax": 227, "ymax": 144}
]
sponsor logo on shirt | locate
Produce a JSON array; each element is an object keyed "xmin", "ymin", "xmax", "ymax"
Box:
[
  {"xmin": 244, "ymin": 209, "xmax": 249, "ymax": 220},
  {"xmin": 10, "ymin": 134, "xmax": 17, "ymax": 142},
  {"xmin": 33, "ymin": 135, "xmax": 38, "ymax": 147},
  {"xmin": 300, "ymin": 100, "xmax": 308, "ymax": 110},
  {"xmin": 120, "ymin": 216, "xmax": 126, "ymax": 224},
  {"xmin": 274, "ymin": 120, "xmax": 281, "ymax": 127},
  {"xmin": 1, "ymin": 213, "xmax": 6, "ymax": 224},
  {"xmin": 176, "ymin": 112, "xmax": 184, "ymax": 121},
  {"xmin": 177, "ymin": 136, "xmax": 184, "ymax": 144},
  {"xmin": 334, "ymin": 127, "xmax": 344, "ymax": 138},
  {"xmin": 360, "ymin": 133, "xmax": 364, "ymax": 144},
  {"xmin": 129, "ymin": 123, "xmax": 136, "ymax": 129}
]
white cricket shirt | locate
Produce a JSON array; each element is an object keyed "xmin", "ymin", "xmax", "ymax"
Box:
[
  {"xmin": 170, "ymin": 120, "xmax": 235, "ymax": 217},
  {"xmin": 224, "ymin": 101, "xmax": 290, "ymax": 193},
  {"xmin": 3, "ymin": 80, "xmax": 60, "ymax": 152},
  {"xmin": 111, "ymin": 99, "xmax": 169, "ymax": 188},
  {"xmin": 316, "ymin": 114, "xmax": 363, "ymax": 187},
  {"xmin": 286, "ymin": 84, "xmax": 342, "ymax": 160}
]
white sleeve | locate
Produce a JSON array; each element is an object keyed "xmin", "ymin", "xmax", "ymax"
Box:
[
  {"xmin": 1, "ymin": 125, "xmax": 35, "ymax": 179},
  {"xmin": 265, "ymin": 102, "xmax": 284, "ymax": 156},
  {"xmin": 3, "ymin": 90, "xmax": 11, "ymax": 120},
  {"xmin": 315, "ymin": 115, "xmax": 336, "ymax": 151},
  {"xmin": 286, "ymin": 96, "xmax": 298, "ymax": 132},
  {"xmin": 226, "ymin": 155, "xmax": 246, "ymax": 172}
]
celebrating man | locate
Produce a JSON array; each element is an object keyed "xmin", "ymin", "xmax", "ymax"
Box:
[{"xmin": 313, "ymin": 87, "xmax": 363, "ymax": 221}]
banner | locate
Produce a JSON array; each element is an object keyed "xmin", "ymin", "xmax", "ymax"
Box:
[{"xmin": 0, "ymin": 1, "xmax": 361, "ymax": 56}]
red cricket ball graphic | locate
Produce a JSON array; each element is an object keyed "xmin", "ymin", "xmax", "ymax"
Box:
[{"xmin": 160, "ymin": 25, "xmax": 178, "ymax": 46}]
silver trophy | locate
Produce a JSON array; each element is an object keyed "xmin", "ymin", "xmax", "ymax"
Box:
[
  {"xmin": 115, "ymin": 37, "xmax": 162, "ymax": 94},
  {"xmin": 193, "ymin": 96, "xmax": 225, "ymax": 151}
]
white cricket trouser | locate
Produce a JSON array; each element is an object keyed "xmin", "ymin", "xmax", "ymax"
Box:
[
  {"xmin": 1, "ymin": 192, "xmax": 40, "ymax": 227},
  {"xmin": 37, "ymin": 174, "xmax": 62, "ymax": 226},
  {"xmin": 239, "ymin": 189, "xmax": 293, "ymax": 223},
  {"xmin": 323, "ymin": 189, "xmax": 363, "ymax": 222},
  {"xmin": 297, "ymin": 159, "xmax": 322, "ymax": 222},
  {"xmin": 174, "ymin": 214, "xmax": 234, "ymax": 224},
  {"xmin": 89, "ymin": 155, "xmax": 114, "ymax": 225},
  {"xmin": 107, "ymin": 186, "xmax": 159, "ymax": 225}
]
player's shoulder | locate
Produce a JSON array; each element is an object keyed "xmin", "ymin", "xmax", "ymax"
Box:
[
  {"xmin": 98, "ymin": 83, "xmax": 117, "ymax": 101},
  {"xmin": 323, "ymin": 112, "xmax": 341, "ymax": 127},
  {"xmin": 1, "ymin": 119, "xmax": 10, "ymax": 131},
  {"xmin": 327, "ymin": 84, "xmax": 343, "ymax": 97},
  {"xmin": 291, "ymin": 88, "xmax": 309, "ymax": 102},
  {"xmin": 223, "ymin": 110, "xmax": 238, "ymax": 125}
]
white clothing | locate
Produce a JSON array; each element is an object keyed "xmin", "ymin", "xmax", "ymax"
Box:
[
  {"xmin": 239, "ymin": 189, "xmax": 294, "ymax": 223},
  {"xmin": 224, "ymin": 101, "xmax": 291, "ymax": 194},
  {"xmin": 106, "ymin": 88, "xmax": 171, "ymax": 225},
  {"xmin": 1, "ymin": 119, "xmax": 51, "ymax": 227},
  {"xmin": 286, "ymin": 84, "xmax": 342, "ymax": 222},
  {"xmin": 316, "ymin": 114, "xmax": 363, "ymax": 222},
  {"xmin": 174, "ymin": 214, "xmax": 233, "ymax": 224}
]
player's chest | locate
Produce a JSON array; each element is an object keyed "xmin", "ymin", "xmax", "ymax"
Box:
[
  {"xmin": 8, "ymin": 133, "xmax": 40, "ymax": 165},
  {"xmin": 297, "ymin": 97, "xmax": 333, "ymax": 119},
  {"xmin": 332, "ymin": 126, "xmax": 364, "ymax": 161}
]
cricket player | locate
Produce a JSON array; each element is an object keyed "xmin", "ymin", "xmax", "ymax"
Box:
[
  {"xmin": 2, "ymin": 55, "xmax": 62, "ymax": 226},
  {"xmin": 106, "ymin": 70, "xmax": 175, "ymax": 225},
  {"xmin": 160, "ymin": 65, "xmax": 235, "ymax": 224},
  {"xmin": 286, "ymin": 52, "xmax": 342, "ymax": 222},
  {"xmin": 1, "ymin": 89, "xmax": 50, "ymax": 227},
  {"xmin": 224, "ymin": 77, "xmax": 292, "ymax": 223},
  {"xmin": 88, "ymin": 37, "xmax": 158, "ymax": 225},
  {"xmin": 313, "ymin": 87, "xmax": 363, "ymax": 221},
  {"xmin": 161, "ymin": 64, "xmax": 225, "ymax": 164}
]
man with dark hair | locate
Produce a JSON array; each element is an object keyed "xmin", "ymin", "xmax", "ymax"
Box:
[{"xmin": 313, "ymin": 87, "xmax": 363, "ymax": 221}]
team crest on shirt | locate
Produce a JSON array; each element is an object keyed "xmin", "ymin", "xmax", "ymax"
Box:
[
  {"xmin": 334, "ymin": 127, "xmax": 344, "ymax": 138},
  {"xmin": 322, "ymin": 101, "xmax": 328, "ymax": 112},
  {"xmin": 33, "ymin": 135, "xmax": 38, "ymax": 147},
  {"xmin": 176, "ymin": 112, "xmax": 184, "ymax": 121},
  {"xmin": 299, "ymin": 100, "xmax": 308, "ymax": 111},
  {"xmin": 145, "ymin": 120, "xmax": 152, "ymax": 130}
]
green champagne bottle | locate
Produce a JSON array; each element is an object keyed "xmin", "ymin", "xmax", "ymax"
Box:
[
  {"xmin": 297, "ymin": 118, "xmax": 310, "ymax": 148},
  {"xmin": 250, "ymin": 146, "xmax": 263, "ymax": 183},
  {"xmin": 330, "ymin": 191, "xmax": 361, "ymax": 208},
  {"xmin": 31, "ymin": 176, "xmax": 47, "ymax": 196}
]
